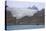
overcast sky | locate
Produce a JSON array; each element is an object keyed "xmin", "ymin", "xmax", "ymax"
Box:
[{"xmin": 7, "ymin": 1, "xmax": 45, "ymax": 10}]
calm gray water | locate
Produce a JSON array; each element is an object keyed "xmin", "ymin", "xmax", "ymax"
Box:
[{"xmin": 7, "ymin": 25, "xmax": 44, "ymax": 30}]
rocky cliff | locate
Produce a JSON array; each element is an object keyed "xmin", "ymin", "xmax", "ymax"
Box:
[{"xmin": 6, "ymin": 10, "xmax": 16, "ymax": 25}]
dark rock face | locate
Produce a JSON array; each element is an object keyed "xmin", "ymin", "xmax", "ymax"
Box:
[
  {"xmin": 34, "ymin": 8, "xmax": 45, "ymax": 16},
  {"xmin": 32, "ymin": 8, "xmax": 45, "ymax": 24},
  {"xmin": 32, "ymin": 5, "xmax": 38, "ymax": 10},
  {"xmin": 6, "ymin": 10, "xmax": 12, "ymax": 17},
  {"xmin": 28, "ymin": 5, "xmax": 38, "ymax": 10},
  {"xmin": 6, "ymin": 10, "xmax": 16, "ymax": 25},
  {"xmin": 16, "ymin": 9, "xmax": 45, "ymax": 25},
  {"xmin": 16, "ymin": 16, "xmax": 32, "ymax": 24}
]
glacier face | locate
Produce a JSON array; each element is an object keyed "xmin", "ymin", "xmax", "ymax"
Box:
[{"xmin": 7, "ymin": 7, "xmax": 38, "ymax": 19}]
